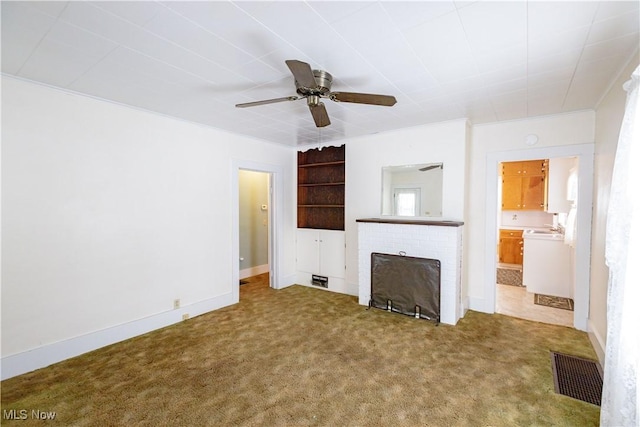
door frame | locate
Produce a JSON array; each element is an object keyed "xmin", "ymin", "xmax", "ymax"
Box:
[
  {"xmin": 231, "ymin": 160, "xmax": 283, "ymax": 302},
  {"xmin": 484, "ymin": 143, "xmax": 595, "ymax": 331}
]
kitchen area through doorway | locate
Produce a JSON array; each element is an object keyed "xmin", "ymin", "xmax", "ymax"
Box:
[{"xmin": 496, "ymin": 157, "xmax": 578, "ymax": 327}]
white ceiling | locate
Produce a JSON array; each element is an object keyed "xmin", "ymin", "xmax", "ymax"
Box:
[{"xmin": 2, "ymin": 1, "xmax": 639, "ymax": 146}]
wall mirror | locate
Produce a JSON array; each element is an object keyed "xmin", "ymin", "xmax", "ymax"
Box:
[{"xmin": 381, "ymin": 163, "xmax": 443, "ymax": 217}]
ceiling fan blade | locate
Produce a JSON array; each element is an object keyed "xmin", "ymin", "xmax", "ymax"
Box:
[
  {"xmin": 419, "ymin": 164, "xmax": 443, "ymax": 172},
  {"xmin": 285, "ymin": 60, "xmax": 318, "ymax": 89},
  {"xmin": 330, "ymin": 92, "xmax": 397, "ymax": 106},
  {"xmin": 309, "ymin": 102, "xmax": 331, "ymax": 128},
  {"xmin": 235, "ymin": 96, "xmax": 299, "ymax": 108}
]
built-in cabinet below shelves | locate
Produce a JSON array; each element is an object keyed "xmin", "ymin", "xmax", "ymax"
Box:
[
  {"xmin": 296, "ymin": 229, "xmax": 346, "ymax": 292},
  {"xmin": 501, "ymin": 159, "xmax": 548, "ymax": 211},
  {"xmin": 297, "ymin": 145, "xmax": 345, "ymax": 230}
]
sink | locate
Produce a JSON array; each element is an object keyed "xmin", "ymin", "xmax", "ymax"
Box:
[{"xmin": 523, "ymin": 229, "xmax": 564, "ymax": 240}]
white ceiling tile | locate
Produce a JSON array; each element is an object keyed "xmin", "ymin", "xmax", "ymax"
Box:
[
  {"xmin": 404, "ymin": 10, "xmax": 476, "ymax": 79},
  {"xmin": 18, "ymin": 1, "xmax": 69, "ymax": 18},
  {"xmin": 478, "ymin": 63, "xmax": 527, "ymax": 87},
  {"xmin": 162, "ymin": 2, "xmax": 285, "ymax": 60},
  {"xmin": 406, "ymin": 85, "xmax": 447, "ymax": 104},
  {"xmin": 122, "ymin": 29, "xmax": 250, "ymax": 87},
  {"xmin": 458, "ymin": 1, "xmax": 527, "ymax": 50},
  {"xmin": 423, "ymin": 56, "xmax": 481, "ymax": 84},
  {"xmin": 81, "ymin": 47, "xmax": 207, "ymax": 89},
  {"xmin": 563, "ymin": 56, "xmax": 627, "ymax": 110},
  {"xmin": 46, "ymin": 21, "xmax": 118, "ymax": 58},
  {"xmin": 58, "ymin": 2, "xmax": 144, "ymax": 45},
  {"xmin": 143, "ymin": 8, "xmax": 255, "ymax": 68},
  {"xmin": 0, "ymin": 2, "xmax": 58, "ymax": 74},
  {"xmin": 527, "ymin": 79, "xmax": 571, "ymax": 103},
  {"xmin": 92, "ymin": 1, "xmax": 162, "ymax": 26},
  {"xmin": 307, "ymin": 1, "xmax": 374, "ymax": 25},
  {"xmin": 527, "ymin": 49, "xmax": 582, "ymax": 76},
  {"xmin": 472, "ymin": 44, "xmax": 527, "ymax": 74},
  {"xmin": 381, "ymin": 1, "xmax": 456, "ymax": 31},
  {"xmin": 528, "ymin": 2, "xmax": 599, "ymax": 38},
  {"xmin": 330, "ymin": 3, "xmax": 399, "ymax": 48},
  {"xmin": 230, "ymin": 60, "xmax": 290, "ymax": 90},
  {"xmin": 355, "ymin": 33, "xmax": 427, "ymax": 83},
  {"xmin": 455, "ymin": 1, "xmax": 479, "ymax": 9},
  {"xmin": 237, "ymin": 2, "xmax": 323, "ymax": 43},
  {"xmin": 586, "ymin": 11, "xmax": 640, "ymax": 45},
  {"xmin": 582, "ymin": 34, "xmax": 640, "ymax": 63},
  {"xmin": 485, "ymin": 78, "xmax": 528, "ymax": 97},
  {"xmin": 527, "ymin": 98, "xmax": 565, "ymax": 118},
  {"xmin": 19, "ymin": 37, "xmax": 106, "ymax": 87},
  {"xmin": 528, "ymin": 26, "xmax": 592, "ymax": 61},
  {"xmin": 593, "ymin": 1, "xmax": 640, "ymax": 22},
  {"xmin": 528, "ymin": 66, "xmax": 576, "ymax": 88}
]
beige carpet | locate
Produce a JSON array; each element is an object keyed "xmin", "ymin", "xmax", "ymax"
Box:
[{"xmin": 1, "ymin": 277, "xmax": 600, "ymax": 426}]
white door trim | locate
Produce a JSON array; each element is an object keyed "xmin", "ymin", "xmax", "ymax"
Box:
[
  {"xmin": 231, "ymin": 160, "xmax": 283, "ymax": 302},
  {"xmin": 484, "ymin": 143, "xmax": 594, "ymax": 331}
]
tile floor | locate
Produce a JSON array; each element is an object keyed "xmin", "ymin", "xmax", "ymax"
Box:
[{"xmin": 496, "ymin": 283, "xmax": 574, "ymax": 328}]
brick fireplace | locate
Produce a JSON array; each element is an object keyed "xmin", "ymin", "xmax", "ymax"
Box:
[{"xmin": 357, "ymin": 218, "xmax": 464, "ymax": 325}]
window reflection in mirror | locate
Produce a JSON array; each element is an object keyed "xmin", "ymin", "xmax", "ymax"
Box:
[{"xmin": 381, "ymin": 163, "xmax": 443, "ymax": 217}]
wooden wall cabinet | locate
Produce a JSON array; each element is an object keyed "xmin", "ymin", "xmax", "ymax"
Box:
[
  {"xmin": 499, "ymin": 229, "xmax": 524, "ymax": 265},
  {"xmin": 501, "ymin": 159, "xmax": 548, "ymax": 211},
  {"xmin": 298, "ymin": 145, "xmax": 345, "ymax": 230}
]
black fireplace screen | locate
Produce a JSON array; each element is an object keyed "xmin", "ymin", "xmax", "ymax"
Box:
[{"xmin": 369, "ymin": 252, "xmax": 440, "ymax": 324}]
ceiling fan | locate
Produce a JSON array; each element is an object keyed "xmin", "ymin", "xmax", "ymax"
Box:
[{"xmin": 235, "ymin": 60, "xmax": 397, "ymax": 128}]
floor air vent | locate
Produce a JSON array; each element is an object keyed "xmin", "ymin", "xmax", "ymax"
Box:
[{"xmin": 551, "ymin": 351, "xmax": 603, "ymax": 406}]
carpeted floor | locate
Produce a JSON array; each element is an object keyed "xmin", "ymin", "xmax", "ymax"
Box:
[{"xmin": 1, "ymin": 277, "xmax": 600, "ymax": 426}]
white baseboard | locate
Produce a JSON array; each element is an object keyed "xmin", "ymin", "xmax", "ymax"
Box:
[
  {"xmin": 587, "ymin": 319, "xmax": 606, "ymax": 367},
  {"xmin": 468, "ymin": 296, "xmax": 493, "ymax": 314},
  {"xmin": 1, "ymin": 292, "xmax": 235, "ymax": 380},
  {"xmin": 240, "ymin": 264, "xmax": 269, "ymax": 280},
  {"xmin": 276, "ymin": 273, "xmax": 297, "ymax": 290}
]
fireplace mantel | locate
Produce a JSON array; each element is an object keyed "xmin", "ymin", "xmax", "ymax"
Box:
[
  {"xmin": 357, "ymin": 219, "xmax": 464, "ymax": 325},
  {"xmin": 356, "ymin": 218, "xmax": 464, "ymax": 227}
]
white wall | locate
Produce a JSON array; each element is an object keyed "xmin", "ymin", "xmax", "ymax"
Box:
[
  {"xmin": 1, "ymin": 77, "xmax": 296, "ymax": 378},
  {"xmin": 344, "ymin": 120, "xmax": 468, "ymax": 296},
  {"xmin": 590, "ymin": 58, "xmax": 640, "ymax": 362}
]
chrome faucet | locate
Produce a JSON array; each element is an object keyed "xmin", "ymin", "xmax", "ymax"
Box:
[{"xmin": 544, "ymin": 223, "xmax": 565, "ymax": 234}]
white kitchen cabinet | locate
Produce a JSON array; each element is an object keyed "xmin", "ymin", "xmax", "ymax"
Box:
[
  {"xmin": 523, "ymin": 234, "xmax": 572, "ymax": 298},
  {"xmin": 296, "ymin": 229, "xmax": 345, "ymax": 291},
  {"xmin": 546, "ymin": 157, "xmax": 575, "ymax": 214}
]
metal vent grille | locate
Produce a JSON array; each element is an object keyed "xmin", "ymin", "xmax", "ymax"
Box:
[{"xmin": 551, "ymin": 352, "xmax": 603, "ymax": 406}]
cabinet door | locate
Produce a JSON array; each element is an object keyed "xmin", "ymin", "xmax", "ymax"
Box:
[
  {"xmin": 502, "ymin": 162, "xmax": 524, "ymax": 176},
  {"xmin": 319, "ymin": 230, "xmax": 345, "ymax": 278},
  {"xmin": 521, "ymin": 176, "xmax": 545, "ymax": 210},
  {"xmin": 499, "ymin": 237, "xmax": 523, "ymax": 264},
  {"xmin": 520, "ymin": 160, "xmax": 546, "ymax": 175},
  {"xmin": 296, "ymin": 229, "xmax": 319, "ymax": 273},
  {"xmin": 502, "ymin": 177, "xmax": 522, "ymax": 209}
]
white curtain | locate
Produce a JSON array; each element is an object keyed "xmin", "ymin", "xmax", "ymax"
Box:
[{"xmin": 601, "ymin": 65, "xmax": 640, "ymax": 426}]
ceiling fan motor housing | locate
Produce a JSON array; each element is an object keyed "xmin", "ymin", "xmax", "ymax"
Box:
[{"xmin": 295, "ymin": 69, "xmax": 333, "ymax": 96}]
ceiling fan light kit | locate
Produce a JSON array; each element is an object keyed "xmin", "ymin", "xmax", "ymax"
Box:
[{"xmin": 235, "ymin": 59, "xmax": 397, "ymax": 128}]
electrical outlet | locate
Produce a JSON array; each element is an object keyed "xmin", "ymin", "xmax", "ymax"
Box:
[
  {"xmin": 173, "ymin": 299, "xmax": 180, "ymax": 309},
  {"xmin": 182, "ymin": 314, "xmax": 189, "ymax": 321}
]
